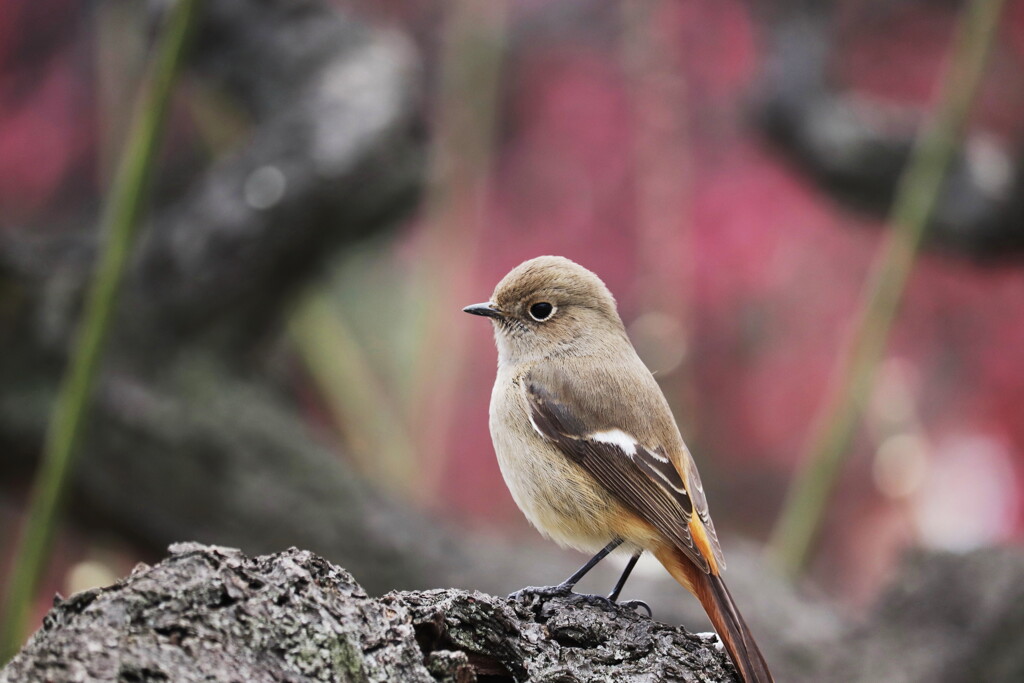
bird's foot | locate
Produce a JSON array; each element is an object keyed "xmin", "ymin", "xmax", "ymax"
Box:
[
  {"xmin": 570, "ymin": 593, "xmax": 654, "ymax": 618},
  {"xmin": 614, "ymin": 598, "xmax": 653, "ymax": 618},
  {"xmin": 507, "ymin": 583, "xmax": 574, "ymax": 601},
  {"xmin": 508, "ymin": 585, "xmax": 653, "ymax": 618}
]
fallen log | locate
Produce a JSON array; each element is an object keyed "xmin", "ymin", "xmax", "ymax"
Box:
[{"xmin": 0, "ymin": 543, "xmax": 738, "ymax": 682}]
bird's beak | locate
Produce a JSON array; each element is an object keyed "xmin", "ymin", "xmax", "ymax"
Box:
[{"xmin": 463, "ymin": 302, "xmax": 503, "ymax": 319}]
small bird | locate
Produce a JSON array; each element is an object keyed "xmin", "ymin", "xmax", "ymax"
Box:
[{"xmin": 464, "ymin": 256, "xmax": 774, "ymax": 683}]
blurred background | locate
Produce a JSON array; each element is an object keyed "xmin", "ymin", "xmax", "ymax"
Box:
[{"xmin": 2, "ymin": 0, "xmax": 1024, "ymax": 679}]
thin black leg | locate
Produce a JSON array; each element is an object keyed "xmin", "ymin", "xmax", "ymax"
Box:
[
  {"xmin": 558, "ymin": 538, "xmax": 623, "ymax": 589},
  {"xmin": 605, "ymin": 550, "xmax": 653, "ymax": 617},
  {"xmin": 607, "ymin": 550, "xmax": 642, "ymax": 602},
  {"xmin": 508, "ymin": 538, "xmax": 624, "ymax": 601}
]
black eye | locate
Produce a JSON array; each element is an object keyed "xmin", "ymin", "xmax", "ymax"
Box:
[{"xmin": 529, "ymin": 302, "xmax": 554, "ymax": 321}]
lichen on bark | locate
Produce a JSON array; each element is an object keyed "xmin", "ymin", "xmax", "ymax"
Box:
[{"xmin": 0, "ymin": 544, "xmax": 736, "ymax": 682}]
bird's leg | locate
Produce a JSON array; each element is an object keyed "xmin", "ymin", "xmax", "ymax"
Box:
[
  {"xmin": 606, "ymin": 550, "xmax": 641, "ymax": 601},
  {"xmin": 606, "ymin": 550, "xmax": 653, "ymax": 617},
  {"xmin": 602, "ymin": 552, "xmax": 651, "ymax": 618},
  {"xmin": 508, "ymin": 538, "xmax": 622, "ymax": 600},
  {"xmin": 558, "ymin": 538, "xmax": 623, "ymax": 589}
]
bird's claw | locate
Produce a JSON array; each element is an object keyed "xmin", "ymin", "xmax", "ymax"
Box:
[
  {"xmin": 507, "ymin": 584, "xmax": 574, "ymax": 601},
  {"xmin": 616, "ymin": 599, "xmax": 653, "ymax": 618},
  {"xmin": 508, "ymin": 585, "xmax": 652, "ymax": 618}
]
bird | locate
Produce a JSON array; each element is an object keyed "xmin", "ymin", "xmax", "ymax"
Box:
[{"xmin": 463, "ymin": 255, "xmax": 774, "ymax": 683}]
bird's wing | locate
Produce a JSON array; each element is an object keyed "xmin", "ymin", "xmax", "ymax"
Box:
[{"xmin": 524, "ymin": 365, "xmax": 724, "ymax": 574}]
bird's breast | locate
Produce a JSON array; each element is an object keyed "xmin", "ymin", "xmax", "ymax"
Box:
[{"xmin": 488, "ymin": 369, "xmax": 622, "ymax": 553}]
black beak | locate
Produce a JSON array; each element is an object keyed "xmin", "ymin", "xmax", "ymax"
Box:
[{"xmin": 463, "ymin": 302, "xmax": 503, "ymax": 319}]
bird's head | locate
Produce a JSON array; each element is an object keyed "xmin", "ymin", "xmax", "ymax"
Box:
[{"xmin": 464, "ymin": 256, "xmax": 627, "ymax": 364}]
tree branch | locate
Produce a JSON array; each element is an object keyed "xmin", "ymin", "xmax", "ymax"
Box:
[{"xmin": 0, "ymin": 544, "xmax": 738, "ymax": 682}]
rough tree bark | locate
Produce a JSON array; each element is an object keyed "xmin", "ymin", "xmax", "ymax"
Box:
[
  {"xmin": 0, "ymin": 544, "xmax": 739, "ymax": 683},
  {"xmin": 5, "ymin": 543, "xmax": 1024, "ymax": 681}
]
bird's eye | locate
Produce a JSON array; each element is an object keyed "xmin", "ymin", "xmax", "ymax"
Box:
[{"xmin": 529, "ymin": 302, "xmax": 554, "ymax": 321}]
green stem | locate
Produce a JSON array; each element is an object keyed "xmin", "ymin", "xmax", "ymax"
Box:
[
  {"xmin": 0, "ymin": 0, "xmax": 199, "ymax": 662},
  {"xmin": 768, "ymin": 0, "xmax": 1006, "ymax": 578}
]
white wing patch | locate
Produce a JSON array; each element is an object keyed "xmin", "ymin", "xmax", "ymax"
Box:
[
  {"xmin": 528, "ymin": 412, "xmax": 544, "ymax": 438},
  {"xmin": 588, "ymin": 429, "xmax": 639, "ymax": 456}
]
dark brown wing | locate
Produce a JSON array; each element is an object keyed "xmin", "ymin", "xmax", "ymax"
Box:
[{"xmin": 526, "ymin": 380, "xmax": 710, "ymax": 573}]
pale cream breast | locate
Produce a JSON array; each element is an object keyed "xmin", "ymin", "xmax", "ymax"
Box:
[{"xmin": 489, "ymin": 366, "xmax": 625, "ymax": 553}]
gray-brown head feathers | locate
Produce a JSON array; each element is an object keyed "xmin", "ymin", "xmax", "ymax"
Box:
[{"xmin": 473, "ymin": 256, "xmax": 629, "ymax": 364}]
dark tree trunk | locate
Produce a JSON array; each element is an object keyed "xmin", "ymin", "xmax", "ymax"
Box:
[{"xmin": 0, "ymin": 544, "xmax": 738, "ymax": 683}]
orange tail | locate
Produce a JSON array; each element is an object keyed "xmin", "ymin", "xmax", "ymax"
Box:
[{"xmin": 656, "ymin": 548, "xmax": 774, "ymax": 683}]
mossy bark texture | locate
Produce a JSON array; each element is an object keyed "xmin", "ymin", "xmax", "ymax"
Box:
[{"xmin": 0, "ymin": 544, "xmax": 735, "ymax": 683}]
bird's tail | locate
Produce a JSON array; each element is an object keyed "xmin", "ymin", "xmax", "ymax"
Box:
[{"xmin": 655, "ymin": 547, "xmax": 774, "ymax": 683}]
